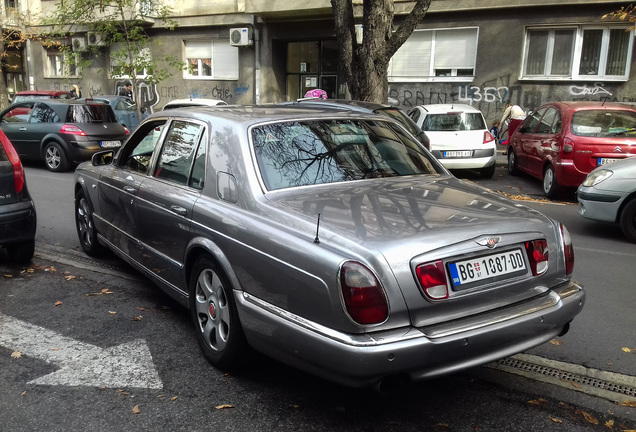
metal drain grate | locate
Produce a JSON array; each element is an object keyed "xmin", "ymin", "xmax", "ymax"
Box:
[{"xmin": 498, "ymin": 356, "xmax": 636, "ymax": 398}]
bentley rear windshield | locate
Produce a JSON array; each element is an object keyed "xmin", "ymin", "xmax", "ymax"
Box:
[{"xmin": 252, "ymin": 119, "xmax": 443, "ymax": 191}]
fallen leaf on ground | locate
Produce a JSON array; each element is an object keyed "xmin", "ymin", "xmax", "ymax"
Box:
[
  {"xmin": 108, "ymin": 311, "xmax": 117, "ymax": 315},
  {"xmin": 11, "ymin": 350, "xmax": 22, "ymax": 359},
  {"xmin": 4, "ymin": 274, "xmax": 12, "ymax": 278},
  {"xmin": 132, "ymin": 405, "xmax": 140, "ymax": 414},
  {"xmin": 622, "ymin": 347, "xmax": 635, "ymax": 353},
  {"xmin": 64, "ymin": 275, "xmax": 76, "ymax": 281},
  {"xmin": 549, "ymin": 417, "xmax": 563, "ymax": 423},
  {"xmin": 171, "ymin": 396, "xmax": 178, "ymax": 401},
  {"xmin": 215, "ymin": 404, "xmax": 234, "ymax": 410},
  {"xmin": 580, "ymin": 411, "xmax": 599, "ymax": 424},
  {"xmin": 549, "ymin": 339, "xmax": 562, "ymax": 346},
  {"xmin": 605, "ymin": 419, "xmax": 614, "ymax": 428},
  {"xmin": 620, "ymin": 400, "xmax": 636, "ymax": 407},
  {"xmin": 85, "ymin": 288, "xmax": 113, "ymax": 296},
  {"xmin": 21, "ymin": 391, "xmax": 26, "ymax": 396},
  {"xmin": 54, "ymin": 301, "xmax": 63, "ymax": 306},
  {"xmin": 132, "ymin": 316, "xmax": 143, "ymax": 321},
  {"xmin": 528, "ymin": 398, "xmax": 547, "ymax": 405}
]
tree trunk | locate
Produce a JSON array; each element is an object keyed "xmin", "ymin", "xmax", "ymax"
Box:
[
  {"xmin": 0, "ymin": 36, "xmax": 10, "ymax": 110},
  {"xmin": 331, "ymin": 0, "xmax": 432, "ymax": 104}
]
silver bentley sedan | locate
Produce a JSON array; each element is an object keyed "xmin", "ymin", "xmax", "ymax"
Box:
[{"xmin": 73, "ymin": 105, "xmax": 585, "ymax": 392}]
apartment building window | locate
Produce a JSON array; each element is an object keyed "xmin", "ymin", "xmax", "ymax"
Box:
[
  {"xmin": 5, "ymin": 0, "xmax": 17, "ymax": 9},
  {"xmin": 388, "ymin": 27, "xmax": 478, "ymax": 82},
  {"xmin": 523, "ymin": 26, "xmax": 632, "ymax": 80},
  {"xmin": 184, "ymin": 40, "xmax": 238, "ymax": 80},
  {"xmin": 46, "ymin": 49, "xmax": 78, "ymax": 78},
  {"xmin": 110, "ymin": 44, "xmax": 151, "ymax": 78}
]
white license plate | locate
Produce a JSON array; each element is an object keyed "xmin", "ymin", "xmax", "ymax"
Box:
[
  {"xmin": 444, "ymin": 150, "xmax": 472, "ymax": 158},
  {"xmin": 448, "ymin": 248, "xmax": 527, "ymax": 288},
  {"xmin": 101, "ymin": 140, "xmax": 122, "ymax": 148},
  {"xmin": 597, "ymin": 158, "xmax": 620, "ymax": 166}
]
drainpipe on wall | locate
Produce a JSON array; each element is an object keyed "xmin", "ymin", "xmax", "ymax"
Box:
[
  {"xmin": 26, "ymin": 39, "xmax": 34, "ymax": 91},
  {"xmin": 254, "ymin": 24, "xmax": 260, "ymax": 105}
]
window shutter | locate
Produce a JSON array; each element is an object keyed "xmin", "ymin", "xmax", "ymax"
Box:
[
  {"xmin": 212, "ymin": 41, "xmax": 239, "ymax": 79},
  {"xmin": 434, "ymin": 28, "xmax": 477, "ymax": 69},
  {"xmin": 390, "ymin": 31, "xmax": 432, "ymax": 77}
]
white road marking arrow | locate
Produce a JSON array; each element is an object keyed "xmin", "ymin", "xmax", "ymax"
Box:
[{"xmin": 0, "ymin": 312, "xmax": 163, "ymax": 389}]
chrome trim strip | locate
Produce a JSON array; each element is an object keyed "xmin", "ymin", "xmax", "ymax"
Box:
[
  {"xmin": 241, "ymin": 280, "xmax": 583, "ymax": 347},
  {"xmin": 95, "ymin": 214, "xmax": 184, "ymax": 270},
  {"xmin": 96, "ymin": 232, "xmax": 187, "ymax": 299}
]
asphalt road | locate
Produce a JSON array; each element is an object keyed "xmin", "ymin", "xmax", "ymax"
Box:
[{"xmin": 0, "ymin": 159, "xmax": 634, "ymax": 431}]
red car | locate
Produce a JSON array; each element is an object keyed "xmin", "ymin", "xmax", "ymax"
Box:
[
  {"xmin": 12, "ymin": 90, "xmax": 73, "ymax": 104},
  {"xmin": 507, "ymin": 101, "xmax": 636, "ymax": 198}
]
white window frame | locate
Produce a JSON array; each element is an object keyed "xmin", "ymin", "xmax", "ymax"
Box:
[
  {"xmin": 109, "ymin": 44, "xmax": 151, "ymax": 79},
  {"xmin": 521, "ymin": 25, "xmax": 633, "ymax": 81},
  {"xmin": 45, "ymin": 48, "xmax": 79, "ymax": 78},
  {"xmin": 388, "ymin": 27, "xmax": 478, "ymax": 83},
  {"xmin": 183, "ymin": 39, "xmax": 239, "ymax": 80}
]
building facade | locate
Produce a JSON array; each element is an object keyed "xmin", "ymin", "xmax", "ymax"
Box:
[{"xmin": 4, "ymin": 0, "xmax": 635, "ymax": 124}]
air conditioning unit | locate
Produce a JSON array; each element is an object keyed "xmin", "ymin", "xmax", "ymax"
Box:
[
  {"xmin": 229, "ymin": 27, "xmax": 253, "ymax": 47},
  {"xmin": 87, "ymin": 32, "xmax": 106, "ymax": 46},
  {"xmin": 71, "ymin": 37, "xmax": 86, "ymax": 51}
]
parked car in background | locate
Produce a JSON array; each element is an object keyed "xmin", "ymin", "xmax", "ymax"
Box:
[
  {"xmin": 278, "ymin": 98, "xmax": 430, "ymax": 150},
  {"xmin": 0, "ymin": 99, "xmax": 128, "ymax": 172},
  {"xmin": 73, "ymin": 105, "xmax": 584, "ymax": 391},
  {"xmin": 0, "ymin": 129, "xmax": 36, "ymax": 264},
  {"xmin": 162, "ymin": 98, "xmax": 228, "ymax": 110},
  {"xmin": 81, "ymin": 95, "xmax": 147, "ymax": 132},
  {"xmin": 408, "ymin": 104, "xmax": 496, "ymax": 178},
  {"xmin": 507, "ymin": 101, "xmax": 636, "ymax": 198},
  {"xmin": 12, "ymin": 90, "xmax": 73, "ymax": 104},
  {"xmin": 577, "ymin": 156, "xmax": 636, "ymax": 243}
]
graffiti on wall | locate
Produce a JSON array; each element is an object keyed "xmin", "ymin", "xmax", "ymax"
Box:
[
  {"xmin": 389, "ymin": 76, "xmax": 636, "ymax": 121},
  {"xmin": 114, "ymin": 80, "xmax": 160, "ymax": 114},
  {"xmin": 156, "ymin": 84, "xmax": 240, "ymax": 104},
  {"xmin": 569, "ymin": 82, "xmax": 612, "ymax": 97}
]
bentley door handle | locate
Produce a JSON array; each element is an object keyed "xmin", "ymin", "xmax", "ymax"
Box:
[{"xmin": 170, "ymin": 205, "xmax": 187, "ymax": 216}]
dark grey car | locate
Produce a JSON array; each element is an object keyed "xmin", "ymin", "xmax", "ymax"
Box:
[
  {"xmin": 74, "ymin": 106, "xmax": 585, "ymax": 391},
  {"xmin": 279, "ymin": 98, "xmax": 431, "ymax": 150},
  {"xmin": 0, "ymin": 99, "xmax": 128, "ymax": 172},
  {"xmin": 0, "ymin": 129, "xmax": 36, "ymax": 263}
]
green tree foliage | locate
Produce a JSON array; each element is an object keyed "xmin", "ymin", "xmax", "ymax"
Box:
[
  {"xmin": 330, "ymin": 0, "xmax": 432, "ymax": 104},
  {"xmin": 43, "ymin": 0, "xmax": 183, "ymax": 115}
]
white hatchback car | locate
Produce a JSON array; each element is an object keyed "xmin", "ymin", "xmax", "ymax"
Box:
[
  {"xmin": 408, "ymin": 104, "xmax": 497, "ymax": 178},
  {"xmin": 162, "ymin": 98, "xmax": 228, "ymax": 110}
]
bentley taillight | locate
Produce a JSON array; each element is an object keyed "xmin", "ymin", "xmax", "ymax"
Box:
[
  {"xmin": 560, "ymin": 223, "xmax": 574, "ymax": 276},
  {"xmin": 339, "ymin": 261, "xmax": 388, "ymax": 325},
  {"xmin": 525, "ymin": 239, "xmax": 549, "ymax": 276},
  {"xmin": 416, "ymin": 260, "xmax": 449, "ymax": 299}
]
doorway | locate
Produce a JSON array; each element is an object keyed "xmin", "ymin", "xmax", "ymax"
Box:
[{"xmin": 286, "ymin": 40, "xmax": 341, "ymax": 100}]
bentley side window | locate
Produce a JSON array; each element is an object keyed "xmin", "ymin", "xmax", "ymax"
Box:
[
  {"xmin": 155, "ymin": 120, "xmax": 205, "ymax": 186},
  {"xmin": 121, "ymin": 120, "xmax": 167, "ymax": 174}
]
